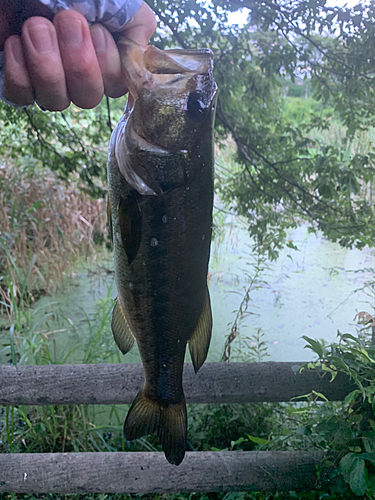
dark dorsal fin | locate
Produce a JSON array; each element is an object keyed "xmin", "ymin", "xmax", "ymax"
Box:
[{"xmin": 118, "ymin": 193, "xmax": 142, "ymax": 265}]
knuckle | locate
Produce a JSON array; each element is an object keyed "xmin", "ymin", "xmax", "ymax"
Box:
[
  {"xmin": 54, "ymin": 9, "xmax": 86, "ymax": 23},
  {"xmin": 36, "ymin": 68, "xmax": 65, "ymax": 88},
  {"xmin": 149, "ymin": 15, "xmax": 158, "ymax": 36},
  {"xmin": 139, "ymin": 4, "xmax": 157, "ymax": 40},
  {"xmin": 69, "ymin": 60, "xmax": 96, "ymax": 81}
]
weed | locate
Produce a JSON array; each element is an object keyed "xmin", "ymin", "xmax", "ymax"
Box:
[{"xmin": 222, "ymin": 250, "xmax": 271, "ymax": 363}]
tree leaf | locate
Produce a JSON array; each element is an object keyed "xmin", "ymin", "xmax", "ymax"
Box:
[
  {"xmin": 340, "ymin": 453, "xmax": 368, "ymax": 496},
  {"xmin": 247, "ymin": 435, "xmax": 268, "ymax": 445}
]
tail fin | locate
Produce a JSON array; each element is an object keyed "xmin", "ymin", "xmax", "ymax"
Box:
[{"xmin": 124, "ymin": 388, "xmax": 187, "ymax": 466}]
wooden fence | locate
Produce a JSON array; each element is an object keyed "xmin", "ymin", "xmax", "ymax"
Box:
[{"xmin": 0, "ymin": 362, "xmax": 354, "ymax": 494}]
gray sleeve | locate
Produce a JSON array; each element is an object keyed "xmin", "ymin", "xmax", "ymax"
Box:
[
  {"xmin": 0, "ymin": 0, "xmax": 144, "ymax": 106},
  {"xmin": 38, "ymin": 0, "xmax": 144, "ymax": 32}
]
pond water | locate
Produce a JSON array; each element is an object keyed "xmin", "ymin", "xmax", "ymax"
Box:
[
  {"xmin": 1, "ymin": 218, "xmax": 375, "ymax": 365},
  {"xmin": 210, "ymin": 219, "xmax": 375, "ymax": 362}
]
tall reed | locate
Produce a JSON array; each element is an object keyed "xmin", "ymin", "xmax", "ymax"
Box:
[{"xmin": 0, "ymin": 161, "xmax": 108, "ymax": 315}]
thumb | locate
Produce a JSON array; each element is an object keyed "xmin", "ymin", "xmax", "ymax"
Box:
[{"xmin": 118, "ymin": 1, "xmax": 157, "ymax": 46}]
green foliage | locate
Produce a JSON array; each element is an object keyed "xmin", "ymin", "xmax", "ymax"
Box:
[
  {"xmin": 0, "ymin": 97, "xmax": 125, "ymax": 198},
  {"xmin": 222, "ymin": 251, "xmax": 271, "ymax": 360},
  {"xmin": 301, "ymin": 332, "xmax": 375, "ymax": 497},
  {"xmin": 188, "ymin": 402, "xmax": 274, "ymax": 452},
  {"xmin": 283, "ymin": 97, "xmax": 332, "ymax": 126},
  {"xmin": 1, "ymin": 1, "xmax": 375, "ymax": 257},
  {"xmin": 146, "ymin": 0, "xmax": 375, "ymax": 258}
]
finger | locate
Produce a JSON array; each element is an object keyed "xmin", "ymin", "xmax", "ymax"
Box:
[
  {"xmin": 0, "ymin": 0, "xmax": 52, "ymax": 51},
  {"xmin": 90, "ymin": 24, "xmax": 127, "ymax": 98},
  {"xmin": 2, "ymin": 35, "xmax": 34, "ymax": 106},
  {"xmin": 0, "ymin": 8, "xmax": 12, "ymax": 51},
  {"xmin": 122, "ymin": 2, "xmax": 157, "ymax": 46},
  {"xmin": 22, "ymin": 17, "xmax": 70, "ymax": 111},
  {"xmin": 53, "ymin": 11, "xmax": 104, "ymax": 109}
]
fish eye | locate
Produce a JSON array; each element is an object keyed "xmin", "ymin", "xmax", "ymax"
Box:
[{"xmin": 187, "ymin": 91, "xmax": 209, "ymax": 122}]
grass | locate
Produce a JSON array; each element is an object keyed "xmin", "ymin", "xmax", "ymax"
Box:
[
  {"xmin": 0, "ymin": 161, "xmax": 108, "ymax": 319},
  {"xmin": 0, "ymin": 287, "xmax": 133, "ymax": 456},
  {"xmin": 284, "ymin": 95, "xmax": 375, "ymax": 159}
]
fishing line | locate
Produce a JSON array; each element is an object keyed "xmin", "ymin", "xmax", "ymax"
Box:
[{"xmin": 106, "ymin": 95, "xmax": 113, "ymax": 133}]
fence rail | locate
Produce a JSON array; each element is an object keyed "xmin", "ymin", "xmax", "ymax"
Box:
[
  {"xmin": 0, "ymin": 362, "xmax": 353, "ymax": 405},
  {"xmin": 0, "ymin": 362, "xmax": 351, "ymax": 493},
  {"xmin": 0, "ymin": 451, "xmax": 324, "ymax": 493}
]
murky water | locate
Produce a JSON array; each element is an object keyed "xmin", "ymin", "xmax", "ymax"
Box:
[
  {"xmin": 210, "ymin": 220, "xmax": 375, "ymax": 362},
  {"xmin": 1, "ymin": 219, "xmax": 375, "ymax": 365}
]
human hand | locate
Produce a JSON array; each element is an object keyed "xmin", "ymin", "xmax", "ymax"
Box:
[{"xmin": 0, "ymin": 0, "xmax": 156, "ymax": 110}]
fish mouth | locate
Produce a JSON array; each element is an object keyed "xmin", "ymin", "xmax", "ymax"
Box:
[
  {"xmin": 143, "ymin": 46, "xmax": 214, "ymax": 75},
  {"xmin": 117, "ymin": 38, "xmax": 216, "ymax": 98}
]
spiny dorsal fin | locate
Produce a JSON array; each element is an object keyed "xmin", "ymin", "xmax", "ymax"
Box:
[
  {"xmin": 188, "ymin": 287, "xmax": 212, "ymax": 373},
  {"xmin": 111, "ymin": 298, "xmax": 135, "ymax": 355}
]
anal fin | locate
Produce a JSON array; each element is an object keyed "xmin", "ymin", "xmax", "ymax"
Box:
[
  {"xmin": 188, "ymin": 287, "xmax": 212, "ymax": 373},
  {"xmin": 111, "ymin": 298, "xmax": 135, "ymax": 354}
]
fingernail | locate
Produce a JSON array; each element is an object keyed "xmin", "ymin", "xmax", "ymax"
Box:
[
  {"xmin": 56, "ymin": 18, "xmax": 83, "ymax": 48},
  {"xmin": 27, "ymin": 23, "xmax": 56, "ymax": 54},
  {"xmin": 9, "ymin": 37, "xmax": 24, "ymax": 65},
  {"xmin": 91, "ymin": 25, "xmax": 107, "ymax": 53}
]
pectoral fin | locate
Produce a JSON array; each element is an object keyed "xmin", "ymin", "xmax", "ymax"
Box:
[
  {"xmin": 118, "ymin": 194, "xmax": 142, "ymax": 265},
  {"xmin": 188, "ymin": 287, "xmax": 212, "ymax": 373},
  {"xmin": 112, "ymin": 298, "xmax": 135, "ymax": 354}
]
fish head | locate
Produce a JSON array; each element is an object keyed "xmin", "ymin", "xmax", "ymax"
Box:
[
  {"xmin": 132, "ymin": 46, "xmax": 218, "ymax": 150},
  {"xmin": 113, "ymin": 40, "xmax": 217, "ymax": 195}
]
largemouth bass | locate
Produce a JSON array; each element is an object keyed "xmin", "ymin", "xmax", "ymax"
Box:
[{"xmin": 107, "ymin": 39, "xmax": 217, "ymax": 466}]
